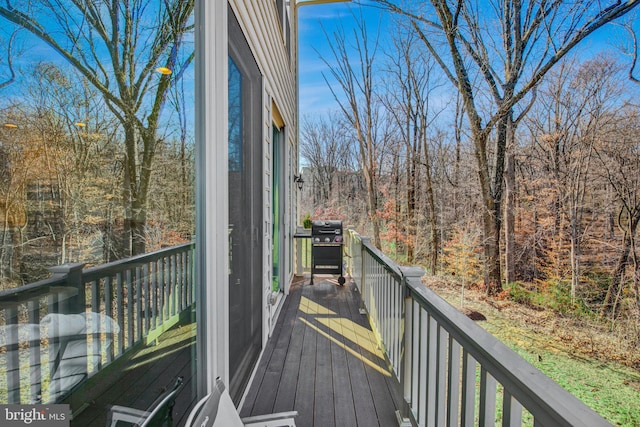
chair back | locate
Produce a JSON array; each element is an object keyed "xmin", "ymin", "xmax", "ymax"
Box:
[
  {"xmin": 41, "ymin": 312, "xmax": 120, "ymax": 402},
  {"xmin": 186, "ymin": 378, "xmax": 243, "ymax": 427},
  {"xmin": 140, "ymin": 376, "xmax": 184, "ymax": 427}
]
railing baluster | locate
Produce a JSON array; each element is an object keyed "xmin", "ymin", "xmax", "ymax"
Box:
[
  {"xmin": 6, "ymin": 306, "xmax": 20, "ymax": 404},
  {"xmin": 90, "ymin": 279, "xmax": 103, "ymax": 369},
  {"xmin": 502, "ymin": 390, "xmax": 523, "ymax": 426},
  {"xmin": 159, "ymin": 258, "xmax": 165, "ymax": 323},
  {"xmin": 387, "ymin": 272, "xmax": 393, "ymax": 365},
  {"xmin": 178, "ymin": 252, "xmax": 182, "ymax": 312},
  {"xmin": 185, "ymin": 251, "xmax": 192, "ymax": 306},
  {"xmin": 105, "ymin": 276, "xmax": 114, "ymax": 360},
  {"xmin": 136, "ymin": 265, "xmax": 142, "ymax": 342},
  {"xmin": 126, "ymin": 268, "xmax": 134, "ymax": 348},
  {"xmin": 174, "ymin": 253, "xmax": 180, "ymax": 313},
  {"xmin": 390, "ymin": 273, "xmax": 396, "ymax": 372},
  {"xmin": 171, "ymin": 253, "xmax": 177, "ymax": 316},
  {"xmin": 426, "ymin": 314, "xmax": 437, "ymax": 427},
  {"xmin": 167, "ymin": 255, "xmax": 172, "ymax": 319},
  {"xmin": 447, "ymin": 337, "xmax": 462, "ymax": 427},
  {"xmin": 479, "ymin": 368, "xmax": 497, "ymax": 427},
  {"xmin": 116, "ymin": 272, "xmax": 124, "ymax": 355},
  {"xmin": 436, "ymin": 325, "xmax": 447, "ymax": 426},
  {"xmin": 28, "ymin": 300, "xmax": 42, "ymax": 403},
  {"xmin": 379, "ymin": 264, "xmax": 384, "ymax": 338},
  {"xmin": 151, "ymin": 259, "xmax": 158, "ymax": 329},
  {"xmin": 180, "ymin": 252, "xmax": 187, "ymax": 308},
  {"xmin": 418, "ymin": 307, "xmax": 427, "ymax": 426},
  {"xmin": 168, "ymin": 255, "xmax": 172, "ymax": 318},
  {"xmin": 379, "ymin": 265, "xmax": 385, "ymax": 343},
  {"xmin": 178, "ymin": 252, "xmax": 183, "ymax": 311},
  {"xmin": 411, "ymin": 300, "xmax": 419, "ymax": 419},
  {"xmin": 402, "ymin": 291, "xmax": 413, "ymax": 406},
  {"xmin": 143, "ymin": 263, "xmax": 150, "ymax": 335},
  {"xmin": 461, "ymin": 350, "xmax": 476, "ymax": 427},
  {"xmin": 47, "ymin": 292, "xmax": 60, "ymax": 401}
]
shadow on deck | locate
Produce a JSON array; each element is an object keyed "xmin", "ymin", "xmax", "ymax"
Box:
[
  {"xmin": 241, "ymin": 276, "xmax": 404, "ymax": 427},
  {"xmin": 68, "ymin": 312, "xmax": 197, "ymax": 427}
]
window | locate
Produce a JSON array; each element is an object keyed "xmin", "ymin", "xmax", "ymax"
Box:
[
  {"xmin": 275, "ymin": 0, "xmax": 292, "ymax": 63},
  {"xmin": 0, "ymin": 2, "xmax": 197, "ymax": 424}
]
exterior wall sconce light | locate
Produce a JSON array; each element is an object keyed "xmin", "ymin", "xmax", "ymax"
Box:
[{"xmin": 293, "ymin": 174, "xmax": 304, "ymax": 191}]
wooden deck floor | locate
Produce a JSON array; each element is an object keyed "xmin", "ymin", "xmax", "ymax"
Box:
[
  {"xmin": 68, "ymin": 316, "xmax": 197, "ymax": 426},
  {"xmin": 241, "ymin": 277, "xmax": 405, "ymax": 427}
]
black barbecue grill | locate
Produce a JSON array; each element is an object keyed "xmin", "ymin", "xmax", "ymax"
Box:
[{"xmin": 310, "ymin": 220, "xmax": 345, "ymax": 286}]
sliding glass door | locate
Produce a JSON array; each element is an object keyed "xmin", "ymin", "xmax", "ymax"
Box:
[{"xmin": 227, "ymin": 7, "xmax": 263, "ymax": 404}]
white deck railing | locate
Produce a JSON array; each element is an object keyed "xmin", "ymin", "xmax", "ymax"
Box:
[
  {"xmin": 0, "ymin": 243, "xmax": 195, "ymax": 404},
  {"xmin": 344, "ymin": 229, "xmax": 611, "ymax": 427}
]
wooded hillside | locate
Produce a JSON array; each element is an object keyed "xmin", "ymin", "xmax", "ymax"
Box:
[{"xmin": 300, "ymin": 2, "xmax": 640, "ymax": 338}]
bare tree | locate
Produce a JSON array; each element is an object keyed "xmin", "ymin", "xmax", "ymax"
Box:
[
  {"xmin": 319, "ymin": 10, "xmax": 384, "ymax": 248},
  {"xmin": 0, "ymin": 0, "xmax": 195, "ymax": 256},
  {"xmin": 526, "ymin": 56, "xmax": 624, "ymax": 304},
  {"xmin": 382, "ymin": 27, "xmax": 444, "ymax": 269},
  {"xmin": 0, "ymin": 107, "xmax": 28, "ymax": 286},
  {"xmin": 373, "ymin": 0, "xmax": 639, "ymax": 294},
  {"xmin": 300, "ymin": 114, "xmax": 352, "ymax": 206},
  {"xmin": 596, "ymin": 107, "xmax": 640, "ymax": 318}
]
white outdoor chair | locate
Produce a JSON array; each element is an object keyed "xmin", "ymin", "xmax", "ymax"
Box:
[
  {"xmin": 41, "ymin": 312, "xmax": 120, "ymax": 402},
  {"xmin": 0, "ymin": 312, "xmax": 119, "ymax": 404},
  {"xmin": 185, "ymin": 377, "xmax": 297, "ymax": 427},
  {"xmin": 106, "ymin": 376, "xmax": 184, "ymax": 427}
]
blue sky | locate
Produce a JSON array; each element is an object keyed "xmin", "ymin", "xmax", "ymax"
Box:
[
  {"xmin": 297, "ymin": 2, "xmax": 640, "ymax": 120},
  {"xmin": 298, "ymin": 2, "xmax": 389, "ymax": 118}
]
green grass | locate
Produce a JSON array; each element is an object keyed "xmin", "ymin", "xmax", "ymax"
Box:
[
  {"xmin": 482, "ymin": 317, "xmax": 640, "ymax": 426},
  {"xmin": 430, "ymin": 278, "xmax": 640, "ymax": 426}
]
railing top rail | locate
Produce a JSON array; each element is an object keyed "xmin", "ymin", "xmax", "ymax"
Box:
[
  {"xmin": 404, "ymin": 275, "xmax": 611, "ymax": 427},
  {"xmin": 0, "ymin": 275, "xmax": 69, "ymax": 304},
  {"xmin": 82, "ymin": 242, "xmax": 194, "ymax": 280},
  {"xmin": 0, "ymin": 242, "xmax": 194, "ymax": 305}
]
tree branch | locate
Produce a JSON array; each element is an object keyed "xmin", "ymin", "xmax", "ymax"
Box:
[{"xmin": 0, "ymin": 29, "xmax": 17, "ymax": 90}]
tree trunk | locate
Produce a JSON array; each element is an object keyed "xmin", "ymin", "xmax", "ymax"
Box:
[
  {"xmin": 570, "ymin": 217, "xmax": 580, "ymax": 306},
  {"xmin": 472, "ymin": 126, "xmax": 503, "ymax": 294},
  {"xmin": 406, "ymin": 157, "xmax": 415, "ymax": 263},
  {"xmin": 366, "ymin": 171, "xmax": 381, "ymax": 249},
  {"xmin": 422, "ymin": 135, "xmax": 438, "ymax": 274},
  {"xmin": 504, "ymin": 153, "xmax": 516, "ymax": 284},
  {"xmin": 483, "ymin": 204, "xmax": 502, "ymax": 295}
]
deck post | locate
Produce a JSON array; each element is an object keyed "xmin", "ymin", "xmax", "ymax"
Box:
[
  {"xmin": 399, "ymin": 266, "xmax": 424, "ymax": 426},
  {"xmin": 46, "ymin": 263, "xmax": 87, "ymax": 402},
  {"xmin": 359, "ymin": 237, "xmax": 371, "ymax": 315},
  {"xmin": 48, "ymin": 263, "xmax": 86, "ymax": 314},
  {"xmin": 296, "ymin": 237, "xmax": 303, "ymax": 275}
]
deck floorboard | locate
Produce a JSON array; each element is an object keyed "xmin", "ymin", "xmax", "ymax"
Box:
[
  {"xmin": 69, "ymin": 320, "xmax": 197, "ymax": 427},
  {"xmin": 241, "ymin": 277, "xmax": 404, "ymax": 427}
]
